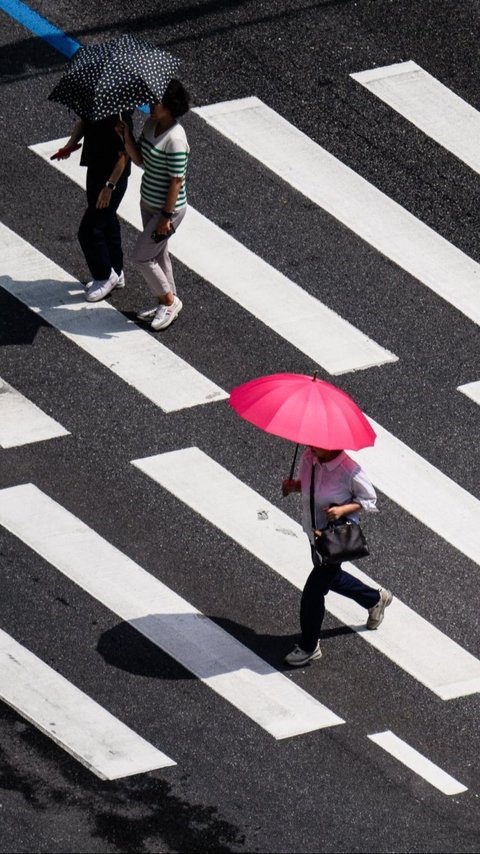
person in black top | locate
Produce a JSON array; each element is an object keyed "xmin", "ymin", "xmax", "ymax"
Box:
[{"xmin": 53, "ymin": 112, "xmax": 133, "ymax": 302}]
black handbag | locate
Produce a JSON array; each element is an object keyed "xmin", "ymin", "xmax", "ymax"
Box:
[{"xmin": 310, "ymin": 465, "xmax": 369, "ymax": 564}]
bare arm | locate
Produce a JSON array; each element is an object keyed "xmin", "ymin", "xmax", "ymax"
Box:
[
  {"xmin": 154, "ymin": 176, "xmax": 184, "ymax": 235},
  {"xmin": 96, "ymin": 150, "xmax": 130, "ymax": 210},
  {"xmin": 324, "ymin": 502, "xmax": 361, "ymax": 521},
  {"xmin": 116, "ymin": 121, "xmax": 142, "ymax": 166},
  {"xmin": 51, "ymin": 120, "xmax": 85, "ymax": 160},
  {"xmin": 65, "ymin": 119, "xmax": 85, "ymax": 148}
]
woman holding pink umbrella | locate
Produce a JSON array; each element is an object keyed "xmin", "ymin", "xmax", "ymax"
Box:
[
  {"xmin": 281, "ymin": 445, "xmax": 392, "ymax": 666},
  {"xmin": 229, "ymin": 372, "xmax": 393, "ymax": 667}
]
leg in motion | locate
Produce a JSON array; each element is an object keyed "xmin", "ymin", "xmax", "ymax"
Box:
[
  {"xmin": 327, "ymin": 567, "xmax": 392, "ymax": 629},
  {"xmin": 285, "ymin": 561, "xmax": 336, "ymax": 666}
]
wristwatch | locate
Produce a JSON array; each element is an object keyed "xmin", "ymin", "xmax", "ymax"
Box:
[{"xmin": 105, "ymin": 180, "xmax": 116, "ymax": 190}]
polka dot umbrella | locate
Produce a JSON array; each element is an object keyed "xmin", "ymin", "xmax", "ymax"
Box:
[{"xmin": 48, "ymin": 34, "xmax": 180, "ymax": 121}]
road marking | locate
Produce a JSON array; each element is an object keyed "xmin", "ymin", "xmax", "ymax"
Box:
[
  {"xmin": 194, "ymin": 97, "xmax": 480, "ymax": 327},
  {"xmin": 0, "ymin": 377, "xmax": 69, "ymax": 448},
  {"xmin": 0, "ymin": 0, "xmax": 79, "ymax": 58},
  {"xmin": 132, "ymin": 447, "xmax": 480, "ymax": 700},
  {"xmin": 351, "ymin": 418, "xmax": 480, "ymax": 568},
  {"xmin": 457, "ymin": 380, "xmax": 480, "ymax": 406},
  {"xmin": 30, "ymin": 139, "xmax": 397, "ymax": 375},
  {"xmin": 351, "ymin": 61, "xmax": 480, "ymax": 175},
  {"xmin": 0, "ymin": 1, "xmax": 149, "ymax": 113},
  {"xmin": 0, "ymin": 222, "xmax": 226, "ymax": 412},
  {"xmin": 368, "ymin": 730, "xmax": 467, "ymax": 795},
  {"xmin": 0, "ymin": 627, "xmax": 175, "ymax": 780},
  {"xmin": 0, "ymin": 483, "xmax": 344, "ymax": 739}
]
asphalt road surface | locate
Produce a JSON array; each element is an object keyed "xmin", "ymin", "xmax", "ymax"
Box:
[{"xmin": 1, "ymin": 1, "xmax": 480, "ymax": 852}]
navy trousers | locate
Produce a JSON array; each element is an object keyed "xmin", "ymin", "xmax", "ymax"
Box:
[
  {"xmin": 78, "ymin": 169, "xmax": 128, "ymax": 281},
  {"xmin": 300, "ymin": 548, "xmax": 380, "ymax": 651}
]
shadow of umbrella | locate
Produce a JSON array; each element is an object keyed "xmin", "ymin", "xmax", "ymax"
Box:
[
  {"xmin": 96, "ymin": 613, "xmax": 354, "ymax": 680},
  {"xmin": 97, "ymin": 620, "xmax": 196, "ymax": 680},
  {"xmin": 96, "ymin": 613, "xmax": 298, "ymax": 680}
]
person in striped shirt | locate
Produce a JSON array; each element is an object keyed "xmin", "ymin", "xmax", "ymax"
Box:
[{"xmin": 117, "ymin": 79, "xmax": 190, "ymax": 330}]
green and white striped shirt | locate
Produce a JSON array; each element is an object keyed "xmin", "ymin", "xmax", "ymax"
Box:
[{"xmin": 139, "ymin": 118, "xmax": 190, "ymax": 209}]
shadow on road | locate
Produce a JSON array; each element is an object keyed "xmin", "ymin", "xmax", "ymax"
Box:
[{"xmin": 96, "ymin": 612, "xmax": 356, "ymax": 679}]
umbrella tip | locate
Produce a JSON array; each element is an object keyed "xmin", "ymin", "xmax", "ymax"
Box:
[{"xmin": 312, "ymin": 370, "xmax": 318, "ymax": 381}]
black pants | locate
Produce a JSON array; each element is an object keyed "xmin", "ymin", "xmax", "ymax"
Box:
[
  {"xmin": 300, "ymin": 548, "xmax": 380, "ymax": 652},
  {"xmin": 78, "ymin": 169, "xmax": 128, "ymax": 281}
]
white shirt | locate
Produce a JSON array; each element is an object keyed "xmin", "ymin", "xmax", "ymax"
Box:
[{"xmin": 298, "ymin": 449, "xmax": 378, "ymax": 542}]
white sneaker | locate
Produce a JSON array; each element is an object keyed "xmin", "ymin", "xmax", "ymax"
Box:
[
  {"xmin": 151, "ymin": 297, "xmax": 183, "ymax": 330},
  {"xmin": 136, "ymin": 305, "xmax": 158, "ymax": 321},
  {"xmin": 84, "ymin": 269, "xmax": 124, "ymax": 292},
  {"xmin": 85, "ymin": 270, "xmax": 119, "ymax": 302},
  {"xmin": 367, "ymin": 588, "xmax": 393, "ymax": 630},
  {"xmin": 284, "ymin": 642, "xmax": 322, "ymax": 667}
]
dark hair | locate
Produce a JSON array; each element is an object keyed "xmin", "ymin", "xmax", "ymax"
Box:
[{"xmin": 161, "ymin": 79, "xmax": 190, "ymax": 118}]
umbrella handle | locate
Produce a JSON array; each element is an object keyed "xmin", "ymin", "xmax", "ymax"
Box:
[
  {"xmin": 117, "ymin": 111, "xmax": 125, "ymax": 143},
  {"xmin": 287, "ymin": 443, "xmax": 299, "ymax": 481}
]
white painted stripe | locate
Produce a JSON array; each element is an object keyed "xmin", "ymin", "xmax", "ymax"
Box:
[
  {"xmin": 351, "ymin": 418, "xmax": 480, "ymax": 569},
  {"xmin": 0, "ymin": 223, "xmax": 226, "ymax": 412},
  {"xmin": 29, "ymin": 139, "xmax": 397, "ymax": 375},
  {"xmin": 368, "ymin": 730, "xmax": 467, "ymax": 795},
  {"xmin": 457, "ymin": 380, "xmax": 480, "ymax": 406},
  {"xmin": 0, "ymin": 377, "xmax": 69, "ymax": 448},
  {"xmin": 194, "ymin": 97, "xmax": 480, "ymax": 327},
  {"xmin": 0, "ymin": 484, "xmax": 343, "ymax": 738},
  {"xmin": 351, "ymin": 61, "xmax": 480, "ymax": 175},
  {"xmin": 0, "ymin": 628, "xmax": 175, "ymax": 780},
  {"xmin": 132, "ymin": 447, "xmax": 480, "ymax": 700},
  {"xmin": 352, "ymin": 60, "xmax": 421, "ymax": 83}
]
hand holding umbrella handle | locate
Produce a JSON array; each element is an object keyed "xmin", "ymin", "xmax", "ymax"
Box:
[
  {"xmin": 50, "ymin": 143, "xmax": 81, "ymax": 160},
  {"xmin": 281, "ymin": 478, "xmax": 301, "ymax": 497}
]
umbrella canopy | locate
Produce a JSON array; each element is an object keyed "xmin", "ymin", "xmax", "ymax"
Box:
[
  {"xmin": 229, "ymin": 373, "xmax": 376, "ymax": 451},
  {"xmin": 48, "ymin": 34, "xmax": 180, "ymax": 121}
]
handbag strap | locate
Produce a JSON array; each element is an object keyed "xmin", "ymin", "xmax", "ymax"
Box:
[
  {"xmin": 310, "ymin": 463, "xmax": 344, "ymax": 532},
  {"xmin": 309, "ymin": 463, "xmax": 317, "ymax": 530}
]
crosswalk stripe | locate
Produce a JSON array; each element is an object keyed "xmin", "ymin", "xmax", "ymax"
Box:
[
  {"xmin": 0, "ymin": 222, "xmax": 226, "ymax": 412},
  {"xmin": 350, "ymin": 419, "xmax": 480, "ymax": 568},
  {"xmin": 351, "ymin": 61, "xmax": 480, "ymax": 175},
  {"xmin": 0, "ymin": 376, "xmax": 69, "ymax": 447},
  {"xmin": 0, "ymin": 483, "xmax": 344, "ymax": 738},
  {"xmin": 30, "ymin": 139, "xmax": 397, "ymax": 376},
  {"xmin": 131, "ymin": 446, "xmax": 480, "ymax": 701},
  {"xmin": 457, "ymin": 380, "xmax": 480, "ymax": 406},
  {"xmin": 194, "ymin": 97, "xmax": 480, "ymax": 327},
  {"xmin": 0, "ymin": 627, "xmax": 175, "ymax": 779},
  {"xmin": 367, "ymin": 731, "xmax": 467, "ymax": 795}
]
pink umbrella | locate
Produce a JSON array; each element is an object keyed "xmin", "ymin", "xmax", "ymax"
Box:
[{"xmin": 229, "ymin": 372, "xmax": 376, "ymax": 454}]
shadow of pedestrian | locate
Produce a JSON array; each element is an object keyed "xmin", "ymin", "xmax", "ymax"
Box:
[
  {"xmin": 96, "ymin": 612, "xmax": 356, "ymax": 680},
  {"xmin": 96, "ymin": 613, "xmax": 299, "ymax": 679},
  {"xmin": 0, "ymin": 276, "xmax": 140, "ymax": 340},
  {"xmin": 0, "ymin": 288, "xmax": 49, "ymax": 345}
]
